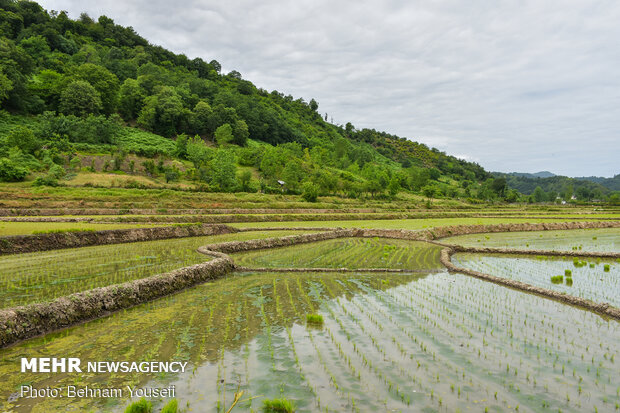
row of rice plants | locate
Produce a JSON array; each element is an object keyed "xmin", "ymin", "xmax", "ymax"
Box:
[
  {"xmin": 383, "ymin": 273, "xmax": 620, "ymax": 411},
  {"xmin": 444, "ymin": 228, "xmax": 620, "ymax": 252},
  {"xmin": 2, "ymin": 267, "xmax": 618, "ymax": 412},
  {"xmin": 453, "ymin": 253, "xmax": 620, "ymax": 306},
  {"xmin": 0, "ymin": 230, "xmax": 312, "ymax": 308}
]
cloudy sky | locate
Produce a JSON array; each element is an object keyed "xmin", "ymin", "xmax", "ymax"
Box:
[{"xmin": 38, "ymin": 0, "xmax": 620, "ymax": 177}]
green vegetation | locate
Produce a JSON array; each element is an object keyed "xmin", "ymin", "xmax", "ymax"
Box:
[
  {"xmin": 232, "ymin": 238, "xmax": 443, "ymax": 270},
  {"xmin": 231, "ymin": 216, "xmax": 601, "ymax": 230},
  {"xmin": 306, "ymin": 314, "xmax": 324, "ymax": 325},
  {"xmin": 124, "ymin": 398, "xmax": 151, "ymax": 413},
  {"xmin": 3, "ymin": 0, "xmax": 601, "ymax": 204},
  {"xmin": 262, "ymin": 398, "xmax": 295, "ymax": 413},
  {"xmin": 0, "ymin": 230, "xmax": 316, "ymax": 307},
  {"xmin": 550, "ymin": 275, "xmax": 563, "ymax": 284},
  {"xmin": 496, "ymin": 172, "xmax": 620, "ymax": 203},
  {"xmin": 0, "ymin": 221, "xmax": 164, "ymax": 236},
  {"xmin": 1, "ymin": 269, "xmax": 617, "ymax": 412}
]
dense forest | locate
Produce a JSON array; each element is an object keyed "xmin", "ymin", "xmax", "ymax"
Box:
[{"xmin": 0, "ymin": 0, "xmax": 617, "ymax": 204}]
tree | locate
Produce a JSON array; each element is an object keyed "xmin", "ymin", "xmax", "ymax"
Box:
[
  {"xmin": 186, "ymin": 135, "xmax": 214, "ymax": 167},
  {"xmin": 137, "ymin": 86, "xmax": 184, "ymax": 137},
  {"xmin": 209, "ymin": 59, "xmax": 221, "ymax": 74},
  {"xmin": 281, "ymin": 160, "xmax": 304, "ymax": 192},
  {"xmin": 27, "ymin": 69, "xmax": 63, "ymax": 110},
  {"xmin": 6, "ymin": 126, "xmax": 39, "ymax": 154},
  {"xmin": 422, "ymin": 185, "xmax": 436, "ymax": 199},
  {"xmin": 191, "ymin": 101, "xmax": 212, "ymax": 136},
  {"xmin": 301, "ymin": 181, "xmax": 319, "ymax": 202},
  {"xmin": 73, "ymin": 63, "xmax": 119, "ymax": 114},
  {"xmin": 214, "ymin": 123, "xmax": 234, "ymax": 145},
  {"xmin": 210, "ymin": 149, "xmax": 237, "ymax": 191},
  {"xmin": 533, "ymin": 186, "xmax": 545, "ymax": 203},
  {"xmin": 491, "ymin": 177, "xmax": 507, "ymax": 197},
  {"xmin": 309, "ymin": 98, "xmax": 318, "ymax": 112},
  {"xmin": 0, "ymin": 69, "xmax": 13, "ymax": 103},
  {"xmin": 59, "ymin": 80, "xmax": 102, "ymax": 116},
  {"xmin": 232, "ymin": 119, "xmax": 249, "ymax": 146},
  {"xmin": 239, "ymin": 170, "xmax": 252, "ymax": 191},
  {"xmin": 388, "ymin": 176, "xmax": 400, "ymax": 196},
  {"xmin": 118, "ymin": 78, "xmax": 143, "ymax": 119},
  {"xmin": 174, "ymin": 133, "xmax": 188, "ymax": 159}
]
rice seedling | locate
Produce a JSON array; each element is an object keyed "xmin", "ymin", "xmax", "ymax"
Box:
[
  {"xmin": 262, "ymin": 398, "xmax": 295, "ymax": 412},
  {"xmin": 306, "ymin": 314, "xmax": 324, "ymax": 326}
]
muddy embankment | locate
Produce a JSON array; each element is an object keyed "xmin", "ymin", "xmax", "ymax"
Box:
[
  {"xmin": 364, "ymin": 220, "xmax": 620, "ymax": 241},
  {"xmin": 0, "ymin": 224, "xmax": 237, "ymax": 255},
  {"xmin": 198, "ymin": 229, "xmax": 359, "ymax": 254}
]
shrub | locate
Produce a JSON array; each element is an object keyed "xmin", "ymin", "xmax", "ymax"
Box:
[
  {"xmin": 48, "ymin": 164, "xmax": 65, "ymax": 179},
  {"xmin": 0, "ymin": 158, "xmax": 29, "ymax": 181},
  {"xmin": 301, "ymin": 182, "xmax": 319, "ymax": 202}
]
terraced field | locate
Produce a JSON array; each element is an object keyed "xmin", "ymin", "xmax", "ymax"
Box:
[
  {"xmin": 0, "ymin": 230, "xmax": 315, "ymax": 308},
  {"xmin": 453, "ymin": 253, "xmax": 620, "ymax": 306},
  {"xmin": 0, "ymin": 221, "xmax": 167, "ymax": 236},
  {"xmin": 232, "ymin": 237, "xmax": 443, "ymax": 270},
  {"xmin": 2, "ymin": 270, "xmax": 618, "ymax": 413},
  {"xmin": 444, "ymin": 227, "xmax": 620, "ymax": 252},
  {"xmin": 230, "ymin": 217, "xmax": 600, "ymax": 230}
]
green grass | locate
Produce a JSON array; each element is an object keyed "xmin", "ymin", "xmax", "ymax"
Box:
[
  {"xmin": 0, "ymin": 221, "xmax": 168, "ymax": 236},
  {"xmin": 232, "ymin": 237, "xmax": 443, "ymax": 270}
]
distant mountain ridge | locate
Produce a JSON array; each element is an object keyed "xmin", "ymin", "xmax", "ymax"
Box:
[
  {"xmin": 504, "ymin": 171, "xmax": 556, "ymax": 178},
  {"xmin": 492, "ymin": 171, "xmax": 610, "ymax": 197},
  {"xmin": 575, "ymin": 175, "xmax": 620, "ymax": 191}
]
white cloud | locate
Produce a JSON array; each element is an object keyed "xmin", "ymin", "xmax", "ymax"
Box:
[{"xmin": 37, "ymin": 0, "xmax": 620, "ymax": 177}]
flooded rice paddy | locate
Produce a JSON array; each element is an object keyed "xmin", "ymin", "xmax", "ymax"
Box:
[
  {"xmin": 0, "ymin": 230, "xmax": 314, "ymax": 308},
  {"xmin": 453, "ymin": 253, "xmax": 620, "ymax": 307},
  {"xmin": 0, "ymin": 228, "xmax": 618, "ymax": 412},
  {"xmin": 444, "ymin": 228, "xmax": 620, "ymax": 252},
  {"xmin": 1, "ymin": 269, "xmax": 618, "ymax": 412},
  {"xmin": 232, "ymin": 238, "xmax": 443, "ymax": 270}
]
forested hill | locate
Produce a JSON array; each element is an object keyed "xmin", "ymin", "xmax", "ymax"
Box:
[{"xmin": 0, "ymin": 0, "xmax": 592, "ymax": 203}]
